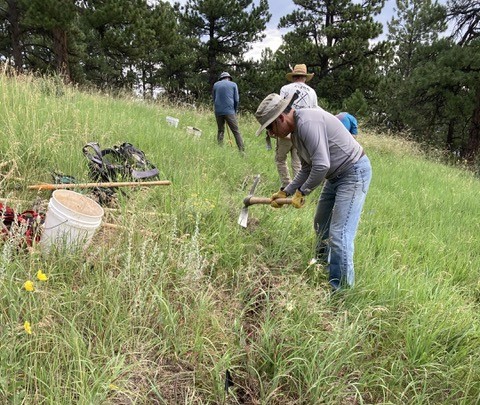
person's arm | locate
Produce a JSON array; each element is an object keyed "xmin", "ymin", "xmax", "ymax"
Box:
[
  {"xmin": 350, "ymin": 115, "xmax": 358, "ymax": 135},
  {"xmin": 284, "ymin": 122, "xmax": 330, "ymax": 196},
  {"xmin": 212, "ymin": 85, "xmax": 217, "ymax": 112},
  {"xmin": 311, "ymin": 89, "xmax": 319, "ymax": 108},
  {"xmin": 284, "ymin": 160, "xmax": 310, "ymax": 194},
  {"xmin": 234, "ymin": 84, "xmax": 239, "ymax": 112}
]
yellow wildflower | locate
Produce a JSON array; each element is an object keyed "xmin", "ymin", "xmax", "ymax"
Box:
[
  {"xmin": 24, "ymin": 321, "xmax": 32, "ymax": 334},
  {"xmin": 23, "ymin": 280, "xmax": 35, "ymax": 292},
  {"xmin": 36, "ymin": 270, "xmax": 48, "ymax": 281},
  {"xmin": 108, "ymin": 384, "xmax": 120, "ymax": 391}
]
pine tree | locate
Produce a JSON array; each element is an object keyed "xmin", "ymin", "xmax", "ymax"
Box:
[
  {"xmin": 277, "ymin": 0, "xmax": 387, "ymax": 107},
  {"xmin": 23, "ymin": 0, "xmax": 77, "ymax": 81},
  {"xmin": 178, "ymin": 0, "xmax": 271, "ymax": 88},
  {"xmin": 447, "ymin": 0, "xmax": 480, "ymax": 159},
  {"xmin": 388, "ymin": 0, "xmax": 447, "ymax": 77},
  {"xmin": 0, "ymin": 0, "xmax": 25, "ymax": 72},
  {"xmin": 448, "ymin": 0, "xmax": 480, "ymax": 46},
  {"xmin": 375, "ymin": 0, "xmax": 447, "ymax": 136},
  {"xmin": 78, "ymin": 0, "xmax": 156, "ymax": 89}
]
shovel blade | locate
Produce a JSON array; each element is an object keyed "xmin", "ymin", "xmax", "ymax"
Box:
[
  {"xmin": 237, "ymin": 174, "xmax": 260, "ymax": 228},
  {"xmin": 238, "ymin": 206, "xmax": 249, "ymax": 228}
]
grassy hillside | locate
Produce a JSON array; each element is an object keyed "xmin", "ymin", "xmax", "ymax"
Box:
[{"xmin": 1, "ymin": 73, "xmax": 480, "ymax": 404}]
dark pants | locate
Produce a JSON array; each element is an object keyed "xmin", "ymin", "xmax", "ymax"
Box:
[{"xmin": 215, "ymin": 114, "xmax": 244, "ymax": 151}]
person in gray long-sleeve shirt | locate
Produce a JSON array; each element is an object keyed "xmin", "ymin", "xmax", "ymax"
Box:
[
  {"xmin": 212, "ymin": 72, "xmax": 244, "ymax": 151},
  {"xmin": 254, "ymin": 93, "xmax": 372, "ymax": 292}
]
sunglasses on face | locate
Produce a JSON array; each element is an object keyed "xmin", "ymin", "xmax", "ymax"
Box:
[{"xmin": 266, "ymin": 119, "xmax": 276, "ymax": 132}]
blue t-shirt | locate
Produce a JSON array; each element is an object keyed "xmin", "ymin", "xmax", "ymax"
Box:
[
  {"xmin": 212, "ymin": 79, "xmax": 239, "ymax": 115},
  {"xmin": 336, "ymin": 112, "xmax": 358, "ymax": 136}
]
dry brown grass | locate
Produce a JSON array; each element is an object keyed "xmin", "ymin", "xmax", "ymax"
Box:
[{"xmin": 359, "ymin": 128, "xmax": 424, "ymax": 158}]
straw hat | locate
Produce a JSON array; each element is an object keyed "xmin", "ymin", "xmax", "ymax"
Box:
[
  {"xmin": 218, "ymin": 71, "xmax": 231, "ymax": 80},
  {"xmin": 254, "ymin": 93, "xmax": 294, "ymax": 136},
  {"xmin": 285, "ymin": 64, "xmax": 314, "ymax": 82}
]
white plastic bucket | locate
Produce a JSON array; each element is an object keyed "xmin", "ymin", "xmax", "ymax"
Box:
[
  {"xmin": 40, "ymin": 190, "xmax": 104, "ymax": 252},
  {"xmin": 166, "ymin": 116, "xmax": 179, "ymax": 128}
]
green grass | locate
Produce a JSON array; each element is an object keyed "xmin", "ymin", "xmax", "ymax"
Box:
[{"xmin": 1, "ymin": 72, "xmax": 480, "ymax": 404}]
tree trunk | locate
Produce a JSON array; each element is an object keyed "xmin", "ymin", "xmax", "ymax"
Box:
[
  {"xmin": 465, "ymin": 84, "xmax": 480, "ymax": 160},
  {"xmin": 52, "ymin": 27, "xmax": 71, "ymax": 82},
  {"xmin": 7, "ymin": 0, "xmax": 23, "ymax": 73},
  {"xmin": 318, "ymin": 6, "xmax": 333, "ymax": 78},
  {"xmin": 208, "ymin": 53, "xmax": 217, "ymax": 89},
  {"xmin": 207, "ymin": 45, "xmax": 217, "ymax": 89},
  {"xmin": 207, "ymin": 18, "xmax": 218, "ymax": 89},
  {"xmin": 446, "ymin": 119, "xmax": 455, "ymax": 152},
  {"xmin": 142, "ymin": 67, "xmax": 146, "ymax": 99}
]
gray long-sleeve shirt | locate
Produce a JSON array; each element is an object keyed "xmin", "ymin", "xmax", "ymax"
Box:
[{"xmin": 283, "ymin": 107, "xmax": 364, "ymax": 196}]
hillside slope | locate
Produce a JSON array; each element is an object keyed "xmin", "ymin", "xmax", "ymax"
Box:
[{"xmin": 1, "ymin": 74, "xmax": 480, "ymax": 404}]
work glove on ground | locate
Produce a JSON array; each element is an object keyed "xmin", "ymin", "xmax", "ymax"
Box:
[
  {"xmin": 270, "ymin": 189, "xmax": 288, "ymax": 208},
  {"xmin": 292, "ymin": 189, "xmax": 305, "ymax": 209}
]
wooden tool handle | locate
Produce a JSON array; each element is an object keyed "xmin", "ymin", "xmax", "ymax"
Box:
[
  {"xmin": 244, "ymin": 196, "xmax": 292, "ymax": 206},
  {"xmin": 28, "ymin": 180, "xmax": 171, "ymax": 190}
]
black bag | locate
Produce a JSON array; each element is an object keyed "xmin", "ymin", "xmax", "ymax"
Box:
[{"xmin": 82, "ymin": 142, "xmax": 159, "ymax": 182}]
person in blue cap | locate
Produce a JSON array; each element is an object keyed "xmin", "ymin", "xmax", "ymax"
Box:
[{"xmin": 212, "ymin": 72, "xmax": 245, "ymax": 151}]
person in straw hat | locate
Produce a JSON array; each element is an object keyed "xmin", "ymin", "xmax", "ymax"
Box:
[
  {"xmin": 268, "ymin": 64, "xmax": 319, "ymax": 189},
  {"xmin": 254, "ymin": 93, "xmax": 372, "ymax": 292},
  {"xmin": 212, "ymin": 71, "xmax": 245, "ymax": 152}
]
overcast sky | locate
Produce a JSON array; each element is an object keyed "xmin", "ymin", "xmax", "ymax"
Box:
[
  {"xmin": 165, "ymin": 0, "xmax": 448, "ymax": 60},
  {"xmin": 243, "ymin": 0, "xmax": 408, "ymax": 60}
]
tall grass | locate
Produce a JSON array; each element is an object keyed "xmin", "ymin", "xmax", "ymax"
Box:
[{"xmin": 1, "ymin": 72, "xmax": 480, "ymax": 404}]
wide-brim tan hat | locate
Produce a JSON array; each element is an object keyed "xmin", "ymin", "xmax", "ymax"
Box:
[
  {"xmin": 286, "ymin": 64, "xmax": 314, "ymax": 82},
  {"xmin": 254, "ymin": 93, "xmax": 294, "ymax": 136}
]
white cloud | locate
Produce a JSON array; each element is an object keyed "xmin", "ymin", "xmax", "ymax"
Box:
[{"xmin": 244, "ymin": 27, "xmax": 288, "ymax": 61}]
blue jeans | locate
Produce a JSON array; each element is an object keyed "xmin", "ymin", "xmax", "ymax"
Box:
[{"xmin": 314, "ymin": 155, "xmax": 372, "ymax": 290}]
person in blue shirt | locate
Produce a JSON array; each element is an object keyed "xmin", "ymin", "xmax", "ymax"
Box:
[
  {"xmin": 212, "ymin": 72, "xmax": 245, "ymax": 151},
  {"xmin": 336, "ymin": 112, "xmax": 358, "ymax": 136}
]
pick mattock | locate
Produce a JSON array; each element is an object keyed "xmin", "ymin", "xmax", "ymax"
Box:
[{"xmin": 238, "ymin": 175, "xmax": 292, "ymax": 228}]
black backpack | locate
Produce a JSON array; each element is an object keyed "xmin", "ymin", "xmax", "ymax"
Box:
[{"xmin": 82, "ymin": 142, "xmax": 159, "ymax": 182}]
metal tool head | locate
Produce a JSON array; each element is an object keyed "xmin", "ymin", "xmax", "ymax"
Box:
[{"xmin": 238, "ymin": 174, "xmax": 260, "ymax": 228}]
